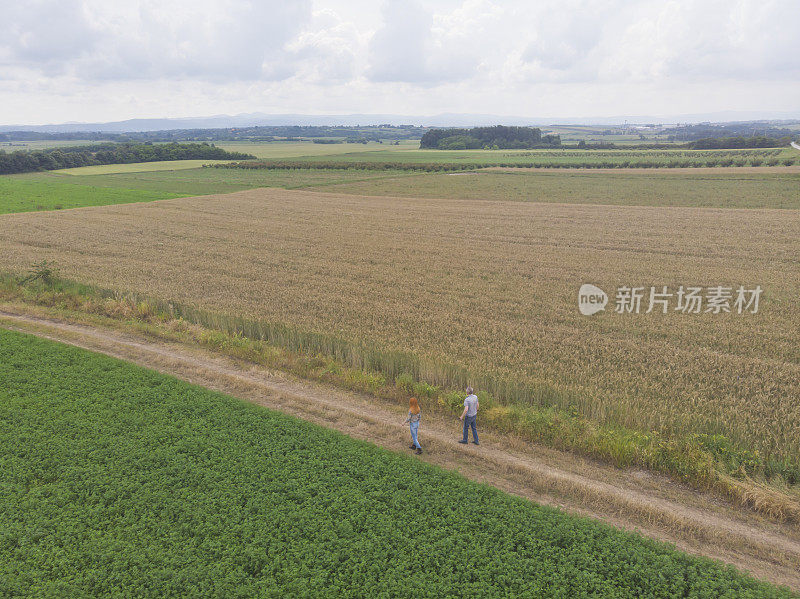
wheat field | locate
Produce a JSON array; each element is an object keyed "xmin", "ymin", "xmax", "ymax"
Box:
[{"xmin": 0, "ymin": 188, "xmax": 798, "ymax": 463}]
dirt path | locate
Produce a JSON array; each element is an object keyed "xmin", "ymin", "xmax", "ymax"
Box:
[{"xmin": 3, "ymin": 308, "xmax": 800, "ymax": 592}]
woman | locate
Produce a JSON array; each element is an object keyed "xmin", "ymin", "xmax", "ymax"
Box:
[{"xmin": 403, "ymin": 397, "xmax": 423, "ymax": 455}]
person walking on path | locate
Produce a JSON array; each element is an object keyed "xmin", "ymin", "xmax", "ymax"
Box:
[
  {"xmin": 404, "ymin": 397, "xmax": 423, "ymax": 454},
  {"xmin": 459, "ymin": 387, "xmax": 479, "ymax": 445}
]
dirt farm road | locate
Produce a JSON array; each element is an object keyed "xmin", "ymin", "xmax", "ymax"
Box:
[{"xmin": 3, "ymin": 308, "xmax": 800, "ymax": 592}]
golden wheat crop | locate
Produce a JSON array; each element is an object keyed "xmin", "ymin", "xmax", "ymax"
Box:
[{"xmin": 0, "ymin": 188, "xmax": 798, "ymax": 464}]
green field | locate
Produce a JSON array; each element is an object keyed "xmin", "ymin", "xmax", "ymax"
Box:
[
  {"xmin": 4, "ymin": 162, "xmax": 799, "ymax": 213},
  {"xmin": 318, "ymin": 169, "xmax": 800, "ymax": 209},
  {"xmin": 216, "ymin": 140, "xmax": 418, "ymax": 159},
  {"xmin": 287, "ymin": 146, "xmax": 797, "ymax": 166},
  {"xmin": 0, "ymin": 327, "xmax": 793, "ymax": 598},
  {"xmin": 3, "ymin": 141, "xmax": 799, "ymax": 215},
  {"xmin": 0, "ymin": 174, "xmax": 185, "ymax": 214},
  {"xmin": 64, "ymin": 167, "xmax": 414, "ymax": 195},
  {"xmin": 0, "ymin": 169, "xmax": 413, "ymax": 213}
]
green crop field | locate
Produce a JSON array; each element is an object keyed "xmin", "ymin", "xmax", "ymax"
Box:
[
  {"xmin": 0, "ymin": 169, "xmax": 413, "ymax": 213},
  {"xmin": 286, "ymin": 146, "xmax": 797, "ymax": 167},
  {"xmin": 316, "ymin": 169, "xmax": 800, "ymax": 209},
  {"xmin": 64, "ymin": 167, "xmax": 414, "ymax": 195},
  {"xmin": 3, "ymin": 140, "xmax": 797, "ymax": 215},
  {"xmin": 216, "ymin": 140, "xmax": 418, "ymax": 159},
  {"xmin": 0, "ymin": 174, "xmax": 185, "ymax": 214},
  {"xmin": 0, "ymin": 328, "xmax": 793, "ymax": 598},
  {"xmin": 4, "ymin": 162, "xmax": 798, "ymax": 215}
]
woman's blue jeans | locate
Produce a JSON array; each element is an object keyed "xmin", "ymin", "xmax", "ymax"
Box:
[{"xmin": 410, "ymin": 421, "xmax": 421, "ymax": 449}]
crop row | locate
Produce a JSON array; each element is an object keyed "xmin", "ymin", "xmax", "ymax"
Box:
[{"xmin": 211, "ymin": 153, "xmax": 797, "ymax": 172}]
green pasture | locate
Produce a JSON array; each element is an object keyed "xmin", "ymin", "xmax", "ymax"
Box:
[
  {"xmin": 0, "ymin": 168, "xmax": 414, "ymax": 213},
  {"xmin": 215, "ymin": 139, "xmax": 418, "ymax": 159},
  {"xmin": 0, "ymin": 174, "xmax": 185, "ymax": 214},
  {"xmin": 3, "ymin": 163, "xmax": 799, "ymax": 214},
  {"xmin": 288, "ymin": 146, "xmax": 796, "ymax": 166}
]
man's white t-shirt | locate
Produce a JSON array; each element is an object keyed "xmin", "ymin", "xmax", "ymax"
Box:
[{"xmin": 464, "ymin": 394, "xmax": 479, "ymax": 417}]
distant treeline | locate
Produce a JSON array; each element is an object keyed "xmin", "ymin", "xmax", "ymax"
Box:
[
  {"xmin": 687, "ymin": 136, "xmax": 795, "ymax": 149},
  {"xmin": 312, "ymin": 138, "xmax": 372, "ymax": 144},
  {"xmin": 0, "ymin": 142, "xmax": 255, "ymax": 175},
  {"xmin": 420, "ymin": 126, "xmax": 561, "ymax": 149},
  {"xmin": 0, "ymin": 125, "xmax": 428, "ymax": 144},
  {"xmin": 566, "ymin": 138, "xmax": 793, "ymax": 150},
  {"xmin": 666, "ymin": 122, "xmax": 799, "ymax": 142}
]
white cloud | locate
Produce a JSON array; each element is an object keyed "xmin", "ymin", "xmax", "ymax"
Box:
[
  {"xmin": 2, "ymin": 1, "xmax": 100, "ymax": 70},
  {"xmin": 601, "ymin": 0, "xmax": 800, "ymax": 82},
  {"xmin": 1, "ymin": 0, "xmax": 313, "ymax": 82},
  {"xmin": 0, "ymin": 0, "xmax": 798, "ymax": 124},
  {"xmin": 367, "ymin": 0, "xmax": 497, "ymax": 84},
  {"xmin": 516, "ymin": 1, "xmax": 615, "ymax": 82},
  {"xmin": 288, "ymin": 9, "xmax": 364, "ymax": 83}
]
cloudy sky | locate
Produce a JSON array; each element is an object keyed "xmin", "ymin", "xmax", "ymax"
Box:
[{"xmin": 2, "ymin": 0, "xmax": 798, "ymax": 125}]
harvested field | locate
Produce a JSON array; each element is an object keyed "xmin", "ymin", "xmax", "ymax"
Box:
[{"xmin": 0, "ymin": 188, "xmax": 798, "ymax": 468}]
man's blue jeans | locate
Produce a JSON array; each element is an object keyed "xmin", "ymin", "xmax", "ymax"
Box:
[
  {"xmin": 462, "ymin": 415, "xmax": 478, "ymax": 443},
  {"xmin": 410, "ymin": 421, "xmax": 421, "ymax": 449}
]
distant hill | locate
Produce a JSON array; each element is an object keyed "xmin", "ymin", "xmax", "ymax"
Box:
[
  {"xmin": 3, "ymin": 111, "xmax": 800, "ymax": 133},
  {"xmin": 0, "ymin": 125, "xmax": 427, "ymax": 143}
]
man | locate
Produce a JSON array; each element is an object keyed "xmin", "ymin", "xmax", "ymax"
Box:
[{"xmin": 458, "ymin": 387, "xmax": 479, "ymax": 445}]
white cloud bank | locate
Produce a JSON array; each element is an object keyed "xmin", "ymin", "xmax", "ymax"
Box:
[{"xmin": 0, "ymin": 0, "xmax": 797, "ymax": 124}]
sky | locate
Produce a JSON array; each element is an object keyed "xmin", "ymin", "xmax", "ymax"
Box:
[{"xmin": 1, "ymin": 0, "xmax": 798, "ymax": 125}]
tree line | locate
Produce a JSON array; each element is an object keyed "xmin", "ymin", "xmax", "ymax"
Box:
[
  {"xmin": 686, "ymin": 136, "xmax": 795, "ymax": 149},
  {"xmin": 0, "ymin": 142, "xmax": 255, "ymax": 175},
  {"xmin": 420, "ymin": 126, "xmax": 561, "ymax": 150},
  {"xmin": 666, "ymin": 122, "xmax": 798, "ymax": 141}
]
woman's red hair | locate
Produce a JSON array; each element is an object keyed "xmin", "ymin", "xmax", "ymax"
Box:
[{"xmin": 409, "ymin": 397, "xmax": 420, "ymax": 414}]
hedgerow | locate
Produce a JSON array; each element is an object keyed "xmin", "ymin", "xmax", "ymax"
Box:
[
  {"xmin": 209, "ymin": 147, "xmax": 795, "ymax": 173},
  {"xmin": 0, "ymin": 328, "xmax": 794, "ymax": 598}
]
